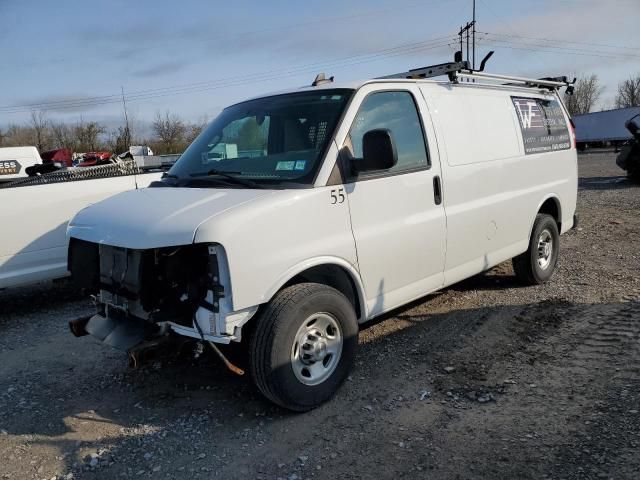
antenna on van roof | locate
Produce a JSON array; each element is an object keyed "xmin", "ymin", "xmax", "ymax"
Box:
[{"xmin": 311, "ymin": 73, "xmax": 334, "ymax": 87}]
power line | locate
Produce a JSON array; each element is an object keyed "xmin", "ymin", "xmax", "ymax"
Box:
[
  {"xmin": 477, "ymin": 35, "xmax": 640, "ymax": 60},
  {"xmin": 3, "ymin": 38, "xmax": 456, "ymax": 113},
  {"xmin": 479, "ymin": 31, "xmax": 640, "ymax": 52},
  {"xmin": 1, "ymin": 36, "xmax": 457, "ymax": 114}
]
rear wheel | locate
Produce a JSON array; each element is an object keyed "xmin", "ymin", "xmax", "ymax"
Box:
[
  {"xmin": 249, "ymin": 283, "xmax": 358, "ymax": 411},
  {"xmin": 513, "ymin": 213, "xmax": 559, "ymax": 285}
]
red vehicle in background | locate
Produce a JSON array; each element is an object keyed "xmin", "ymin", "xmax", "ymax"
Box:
[
  {"xmin": 41, "ymin": 148, "xmax": 73, "ymax": 167},
  {"xmin": 25, "ymin": 148, "xmax": 73, "ymax": 175},
  {"xmin": 77, "ymin": 151, "xmax": 113, "ymax": 167}
]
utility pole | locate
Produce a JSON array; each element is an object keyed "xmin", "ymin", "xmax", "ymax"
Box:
[
  {"xmin": 472, "ymin": 0, "xmax": 476, "ymax": 69},
  {"xmin": 458, "ymin": 21, "xmax": 474, "ymax": 65},
  {"xmin": 457, "ymin": 1, "xmax": 477, "ymax": 69},
  {"xmin": 121, "ymin": 86, "xmax": 131, "ymax": 150}
]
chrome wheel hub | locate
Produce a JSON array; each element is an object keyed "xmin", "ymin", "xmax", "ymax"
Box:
[
  {"xmin": 537, "ymin": 229, "xmax": 553, "ymax": 270},
  {"xmin": 291, "ymin": 313, "xmax": 343, "ymax": 386}
]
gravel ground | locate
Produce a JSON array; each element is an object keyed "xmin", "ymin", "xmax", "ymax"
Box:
[{"xmin": 1, "ymin": 151, "xmax": 639, "ymax": 480}]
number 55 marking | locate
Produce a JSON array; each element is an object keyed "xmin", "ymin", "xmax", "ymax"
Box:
[{"xmin": 330, "ymin": 188, "xmax": 345, "ymax": 204}]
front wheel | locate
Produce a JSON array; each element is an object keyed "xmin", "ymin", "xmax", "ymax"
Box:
[
  {"xmin": 512, "ymin": 213, "xmax": 560, "ymax": 285},
  {"xmin": 249, "ymin": 283, "xmax": 358, "ymax": 411}
]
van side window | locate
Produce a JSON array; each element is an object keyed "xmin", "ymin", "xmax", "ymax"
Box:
[{"xmin": 345, "ymin": 91, "xmax": 429, "ymax": 175}]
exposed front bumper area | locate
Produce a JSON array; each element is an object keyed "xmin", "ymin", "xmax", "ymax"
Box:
[
  {"xmin": 84, "ymin": 311, "xmax": 158, "ymax": 350},
  {"xmin": 68, "ymin": 240, "xmax": 258, "ymax": 355}
]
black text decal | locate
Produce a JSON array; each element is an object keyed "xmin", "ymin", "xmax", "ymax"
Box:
[
  {"xmin": 0, "ymin": 160, "xmax": 21, "ymax": 175},
  {"xmin": 512, "ymin": 97, "xmax": 570, "ymax": 155}
]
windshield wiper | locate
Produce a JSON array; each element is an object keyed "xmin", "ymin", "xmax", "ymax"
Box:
[{"xmin": 189, "ymin": 169, "xmax": 264, "ymax": 189}]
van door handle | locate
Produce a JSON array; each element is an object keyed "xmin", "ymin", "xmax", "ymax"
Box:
[{"xmin": 433, "ymin": 175, "xmax": 442, "ymax": 205}]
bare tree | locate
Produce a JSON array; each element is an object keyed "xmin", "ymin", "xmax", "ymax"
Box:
[
  {"xmin": 185, "ymin": 116, "xmax": 208, "ymax": 144},
  {"xmin": 51, "ymin": 122, "xmax": 76, "ymax": 151},
  {"xmin": 153, "ymin": 111, "xmax": 186, "ymax": 153},
  {"xmin": 3, "ymin": 124, "xmax": 35, "ymax": 147},
  {"xmin": 73, "ymin": 118, "xmax": 105, "ymax": 151},
  {"xmin": 564, "ymin": 75, "xmax": 604, "ymax": 116},
  {"xmin": 106, "ymin": 125, "xmax": 133, "ymax": 154},
  {"xmin": 615, "ymin": 74, "xmax": 640, "ymax": 108},
  {"xmin": 30, "ymin": 110, "xmax": 50, "ymax": 152}
]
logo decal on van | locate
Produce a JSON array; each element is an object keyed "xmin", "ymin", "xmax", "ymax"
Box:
[
  {"xmin": 0, "ymin": 160, "xmax": 21, "ymax": 175},
  {"xmin": 512, "ymin": 97, "xmax": 571, "ymax": 155}
]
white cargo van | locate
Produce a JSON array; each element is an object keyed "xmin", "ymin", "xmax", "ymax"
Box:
[{"xmin": 67, "ymin": 64, "xmax": 578, "ymax": 411}]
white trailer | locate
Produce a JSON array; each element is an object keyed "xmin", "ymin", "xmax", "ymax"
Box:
[{"xmin": 0, "ymin": 147, "xmax": 43, "ymax": 183}]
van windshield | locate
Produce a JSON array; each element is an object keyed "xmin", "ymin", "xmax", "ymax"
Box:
[{"xmin": 166, "ymin": 89, "xmax": 354, "ymax": 188}]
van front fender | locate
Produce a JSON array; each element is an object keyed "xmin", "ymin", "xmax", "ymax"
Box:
[{"xmin": 262, "ymin": 256, "xmax": 367, "ymax": 321}]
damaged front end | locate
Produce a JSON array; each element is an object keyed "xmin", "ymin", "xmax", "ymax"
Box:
[{"xmin": 68, "ymin": 239, "xmax": 257, "ymax": 364}]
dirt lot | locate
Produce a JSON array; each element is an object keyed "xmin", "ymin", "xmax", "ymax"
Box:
[{"xmin": 1, "ymin": 151, "xmax": 639, "ymax": 480}]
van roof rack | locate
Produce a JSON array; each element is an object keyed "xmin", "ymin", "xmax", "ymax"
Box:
[
  {"xmin": 378, "ymin": 61, "xmax": 575, "ymax": 93},
  {"xmin": 455, "ymin": 71, "xmax": 575, "ymax": 92},
  {"xmin": 377, "ymin": 61, "xmax": 470, "ymax": 81}
]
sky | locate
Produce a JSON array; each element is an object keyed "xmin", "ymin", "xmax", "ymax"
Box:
[{"xmin": 1, "ymin": 0, "xmax": 639, "ymax": 136}]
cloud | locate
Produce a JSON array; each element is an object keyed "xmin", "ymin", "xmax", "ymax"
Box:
[{"xmin": 131, "ymin": 61, "xmax": 188, "ymax": 78}]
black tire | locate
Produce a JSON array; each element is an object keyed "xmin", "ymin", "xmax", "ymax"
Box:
[
  {"xmin": 512, "ymin": 213, "xmax": 560, "ymax": 285},
  {"xmin": 249, "ymin": 283, "xmax": 358, "ymax": 411}
]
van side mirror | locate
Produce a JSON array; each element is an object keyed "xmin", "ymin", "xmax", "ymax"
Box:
[{"xmin": 354, "ymin": 129, "xmax": 398, "ymax": 173}]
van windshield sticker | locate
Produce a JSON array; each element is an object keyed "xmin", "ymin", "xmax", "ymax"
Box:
[
  {"xmin": 511, "ymin": 97, "xmax": 570, "ymax": 155},
  {"xmin": 275, "ymin": 161, "xmax": 295, "ymax": 171},
  {"xmin": 294, "ymin": 160, "xmax": 306, "ymax": 171}
]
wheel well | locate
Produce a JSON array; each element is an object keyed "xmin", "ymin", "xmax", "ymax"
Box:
[
  {"xmin": 538, "ymin": 197, "xmax": 561, "ymax": 230},
  {"xmin": 284, "ymin": 265, "xmax": 362, "ymax": 319}
]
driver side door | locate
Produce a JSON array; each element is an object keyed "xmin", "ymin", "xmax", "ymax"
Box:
[{"xmin": 339, "ymin": 85, "xmax": 446, "ymax": 318}]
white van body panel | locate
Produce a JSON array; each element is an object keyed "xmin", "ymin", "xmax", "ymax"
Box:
[
  {"xmin": 194, "ymin": 187, "xmax": 358, "ymax": 312},
  {"xmin": 0, "ymin": 172, "xmax": 160, "ymax": 288},
  {"xmin": 329, "ymin": 83, "xmax": 447, "ymax": 317},
  {"xmin": 419, "ymin": 82, "xmax": 577, "ymax": 286},
  {"xmin": 69, "ymin": 187, "xmax": 272, "ymax": 249}
]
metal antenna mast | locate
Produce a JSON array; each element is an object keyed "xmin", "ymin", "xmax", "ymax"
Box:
[
  {"xmin": 457, "ymin": 1, "xmax": 477, "ymax": 71},
  {"xmin": 121, "ymin": 86, "xmax": 138, "ymax": 189},
  {"xmin": 121, "ymin": 86, "xmax": 130, "ymax": 141},
  {"xmin": 472, "ymin": 0, "xmax": 476, "ymax": 69}
]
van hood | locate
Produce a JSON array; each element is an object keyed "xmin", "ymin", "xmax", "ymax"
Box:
[{"xmin": 68, "ymin": 187, "xmax": 273, "ymax": 249}]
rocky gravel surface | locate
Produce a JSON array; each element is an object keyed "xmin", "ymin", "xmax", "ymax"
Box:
[{"xmin": 1, "ymin": 151, "xmax": 639, "ymax": 479}]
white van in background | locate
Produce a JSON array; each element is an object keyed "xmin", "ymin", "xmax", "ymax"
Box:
[
  {"xmin": 67, "ymin": 63, "xmax": 578, "ymax": 411},
  {"xmin": 0, "ymin": 147, "xmax": 42, "ymax": 183}
]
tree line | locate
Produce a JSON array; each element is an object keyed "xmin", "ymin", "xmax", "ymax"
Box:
[
  {"xmin": 0, "ymin": 111, "xmax": 208, "ymax": 155},
  {"xmin": 564, "ymin": 73, "xmax": 640, "ymax": 116}
]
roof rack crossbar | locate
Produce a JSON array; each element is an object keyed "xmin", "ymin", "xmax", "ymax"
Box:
[
  {"xmin": 455, "ymin": 70, "xmax": 572, "ymax": 89},
  {"xmin": 377, "ymin": 61, "xmax": 470, "ymax": 80}
]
